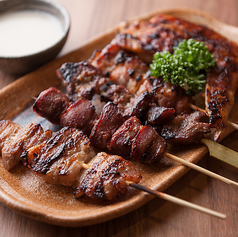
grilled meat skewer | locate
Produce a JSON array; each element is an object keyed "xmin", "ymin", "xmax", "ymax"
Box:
[
  {"xmin": 0, "ymin": 120, "xmax": 142, "ymax": 201},
  {"xmin": 0, "ymin": 120, "xmax": 229, "ymax": 218}
]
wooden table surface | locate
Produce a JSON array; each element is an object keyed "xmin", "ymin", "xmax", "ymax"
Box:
[{"xmin": 0, "ymin": 0, "xmax": 238, "ymax": 236}]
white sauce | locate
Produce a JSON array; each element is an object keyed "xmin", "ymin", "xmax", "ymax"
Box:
[{"xmin": 0, "ymin": 9, "xmax": 64, "ymax": 57}]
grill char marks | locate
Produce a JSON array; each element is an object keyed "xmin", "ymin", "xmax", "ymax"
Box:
[
  {"xmin": 0, "ymin": 120, "xmax": 142, "ymax": 201},
  {"xmin": 161, "ymin": 110, "xmax": 211, "ymax": 144},
  {"xmin": 60, "ymin": 98, "xmax": 99, "ymax": 136},
  {"xmin": 0, "ymin": 120, "xmax": 52, "ymax": 171},
  {"xmin": 23, "ymin": 127, "xmax": 96, "ymax": 186},
  {"xmin": 56, "ymin": 61, "xmax": 111, "ymax": 102},
  {"xmin": 75, "ymin": 152, "xmax": 142, "ymax": 201},
  {"xmin": 90, "ymin": 102, "xmax": 125, "ymax": 150}
]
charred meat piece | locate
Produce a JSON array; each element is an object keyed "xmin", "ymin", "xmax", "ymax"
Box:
[
  {"xmin": 33, "ymin": 87, "xmax": 70, "ymax": 124},
  {"xmin": 57, "ymin": 61, "xmax": 111, "ymax": 101},
  {"xmin": 101, "ymin": 84, "xmax": 153, "ymax": 119},
  {"xmin": 146, "ymin": 104, "xmax": 175, "ymax": 126},
  {"xmin": 101, "ymin": 84, "xmax": 133, "ymax": 107},
  {"xmin": 150, "ymin": 77, "xmax": 193, "ymax": 115},
  {"xmin": 75, "ymin": 152, "xmax": 142, "ymax": 201},
  {"xmin": 90, "ymin": 42, "xmax": 149, "ymax": 93},
  {"xmin": 60, "ymin": 98, "xmax": 98, "ymax": 136},
  {"xmin": 161, "ymin": 111, "xmax": 211, "ymax": 144},
  {"xmin": 23, "ymin": 127, "xmax": 95, "ymax": 186},
  {"xmin": 0, "ymin": 120, "xmax": 21, "ymax": 150},
  {"xmin": 1, "ymin": 121, "xmax": 52, "ymax": 171},
  {"xmin": 205, "ymin": 69, "xmax": 238, "ymax": 141},
  {"xmin": 131, "ymin": 125, "xmax": 167, "ymax": 163},
  {"xmin": 108, "ymin": 116, "xmax": 142, "ymax": 156},
  {"xmin": 90, "ymin": 102, "xmax": 125, "ymax": 150},
  {"xmin": 123, "ymin": 91, "xmax": 153, "ymax": 119},
  {"xmin": 109, "ymin": 116, "xmax": 167, "ymax": 164}
]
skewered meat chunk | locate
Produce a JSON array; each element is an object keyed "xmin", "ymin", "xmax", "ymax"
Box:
[
  {"xmin": 0, "ymin": 121, "xmax": 52, "ymax": 171},
  {"xmin": 0, "ymin": 120, "xmax": 21, "ymax": 150},
  {"xmin": 60, "ymin": 98, "xmax": 98, "ymax": 136},
  {"xmin": 90, "ymin": 102, "xmax": 125, "ymax": 150},
  {"xmin": 131, "ymin": 125, "xmax": 167, "ymax": 163},
  {"xmin": 90, "ymin": 42, "xmax": 149, "ymax": 93},
  {"xmin": 108, "ymin": 115, "xmax": 167, "ymax": 163},
  {"xmin": 149, "ymin": 77, "xmax": 193, "ymax": 115},
  {"xmin": 56, "ymin": 61, "xmax": 111, "ymax": 101},
  {"xmin": 75, "ymin": 152, "xmax": 142, "ymax": 200},
  {"xmin": 22, "ymin": 127, "xmax": 96, "ymax": 186},
  {"xmin": 101, "ymin": 84, "xmax": 133, "ymax": 107},
  {"xmin": 161, "ymin": 110, "xmax": 211, "ymax": 144},
  {"xmin": 145, "ymin": 104, "xmax": 175, "ymax": 126},
  {"xmin": 108, "ymin": 116, "xmax": 142, "ymax": 156},
  {"xmin": 123, "ymin": 91, "xmax": 153, "ymax": 119},
  {"xmin": 33, "ymin": 87, "xmax": 70, "ymax": 124}
]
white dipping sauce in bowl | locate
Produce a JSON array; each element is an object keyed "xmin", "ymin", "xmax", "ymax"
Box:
[
  {"xmin": 0, "ymin": 0, "xmax": 70, "ymax": 75},
  {"xmin": 0, "ymin": 10, "xmax": 64, "ymax": 57}
]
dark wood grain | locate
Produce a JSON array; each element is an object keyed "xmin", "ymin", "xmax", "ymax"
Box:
[{"xmin": 0, "ymin": 0, "xmax": 238, "ymax": 236}]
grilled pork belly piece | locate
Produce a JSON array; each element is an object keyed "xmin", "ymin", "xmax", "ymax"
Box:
[
  {"xmin": 75, "ymin": 152, "xmax": 142, "ymax": 200},
  {"xmin": 0, "ymin": 120, "xmax": 21, "ymax": 150},
  {"xmin": 145, "ymin": 104, "xmax": 175, "ymax": 126},
  {"xmin": 108, "ymin": 116, "xmax": 142, "ymax": 156},
  {"xmin": 60, "ymin": 98, "xmax": 99, "ymax": 136},
  {"xmin": 33, "ymin": 87, "xmax": 70, "ymax": 124},
  {"xmin": 0, "ymin": 120, "xmax": 52, "ymax": 171},
  {"xmin": 90, "ymin": 102, "xmax": 125, "ymax": 150},
  {"xmin": 22, "ymin": 127, "xmax": 96, "ymax": 186},
  {"xmin": 90, "ymin": 42, "xmax": 150, "ymax": 94},
  {"xmin": 56, "ymin": 61, "xmax": 112, "ymax": 102},
  {"xmin": 161, "ymin": 111, "xmax": 211, "ymax": 144},
  {"xmin": 109, "ymin": 116, "xmax": 167, "ymax": 163}
]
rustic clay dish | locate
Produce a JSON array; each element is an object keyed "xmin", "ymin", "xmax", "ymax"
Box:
[
  {"xmin": 0, "ymin": 0, "xmax": 70, "ymax": 75},
  {"xmin": 0, "ymin": 8, "xmax": 237, "ymax": 227}
]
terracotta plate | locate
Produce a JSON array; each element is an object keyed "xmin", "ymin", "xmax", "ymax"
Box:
[{"xmin": 0, "ymin": 8, "xmax": 237, "ymax": 227}]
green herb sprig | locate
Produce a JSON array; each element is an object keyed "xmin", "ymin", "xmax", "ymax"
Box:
[{"xmin": 149, "ymin": 39, "xmax": 216, "ymax": 95}]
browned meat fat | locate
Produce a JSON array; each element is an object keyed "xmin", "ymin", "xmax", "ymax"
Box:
[
  {"xmin": 75, "ymin": 152, "xmax": 142, "ymax": 201},
  {"xmin": 161, "ymin": 111, "xmax": 211, "ymax": 144},
  {"xmin": 33, "ymin": 87, "xmax": 70, "ymax": 124},
  {"xmin": 90, "ymin": 102, "xmax": 125, "ymax": 150},
  {"xmin": 131, "ymin": 125, "xmax": 167, "ymax": 163},
  {"xmin": 60, "ymin": 98, "xmax": 98, "ymax": 136},
  {"xmin": 23, "ymin": 127, "xmax": 95, "ymax": 186},
  {"xmin": 0, "ymin": 120, "xmax": 21, "ymax": 151},
  {"xmin": 109, "ymin": 116, "xmax": 142, "ymax": 156}
]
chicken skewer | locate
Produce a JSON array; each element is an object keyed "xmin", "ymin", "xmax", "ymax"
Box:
[{"xmin": 0, "ymin": 120, "xmax": 226, "ymax": 219}]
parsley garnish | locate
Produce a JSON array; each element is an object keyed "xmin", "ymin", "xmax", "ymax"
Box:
[{"xmin": 150, "ymin": 39, "xmax": 216, "ymax": 95}]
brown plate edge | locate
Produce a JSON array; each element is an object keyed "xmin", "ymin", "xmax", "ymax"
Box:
[{"xmin": 0, "ymin": 8, "xmax": 237, "ymax": 227}]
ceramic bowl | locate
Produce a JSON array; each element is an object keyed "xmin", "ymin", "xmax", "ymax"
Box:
[{"xmin": 0, "ymin": 0, "xmax": 70, "ymax": 75}]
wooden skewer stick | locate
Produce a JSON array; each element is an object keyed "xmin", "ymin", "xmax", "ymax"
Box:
[
  {"xmin": 126, "ymin": 181, "xmax": 226, "ymax": 219},
  {"xmin": 79, "ymin": 161, "xmax": 226, "ymax": 219},
  {"xmin": 164, "ymin": 152, "xmax": 238, "ymax": 188},
  {"xmin": 190, "ymin": 103, "xmax": 238, "ymax": 130}
]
